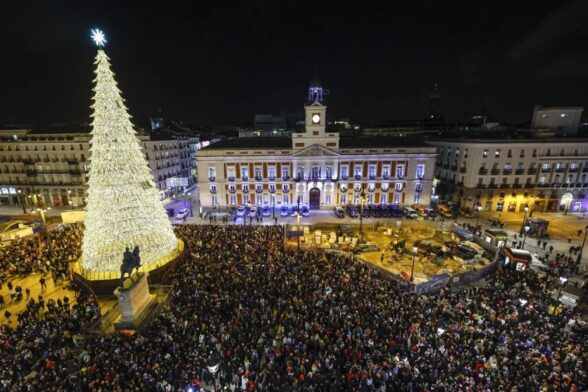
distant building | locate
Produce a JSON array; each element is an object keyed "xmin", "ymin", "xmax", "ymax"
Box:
[
  {"xmin": 0, "ymin": 128, "xmax": 199, "ymax": 207},
  {"xmin": 254, "ymin": 114, "xmax": 287, "ymax": 132},
  {"xmin": 196, "ymin": 81, "xmax": 437, "ymax": 210},
  {"xmin": 428, "ymin": 138, "xmax": 588, "ymax": 213},
  {"xmin": 532, "ymin": 106, "xmax": 584, "ymax": 135}
]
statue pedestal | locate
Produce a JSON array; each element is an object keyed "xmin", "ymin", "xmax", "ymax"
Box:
[{"xmin": 113, "ymin": 272, "xmax": 156, "ymax": 330}]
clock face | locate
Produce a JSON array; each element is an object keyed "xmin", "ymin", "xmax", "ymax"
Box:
[{"xmin": 312, "ymin": 114, "xmax": 321, "ymax": 124}]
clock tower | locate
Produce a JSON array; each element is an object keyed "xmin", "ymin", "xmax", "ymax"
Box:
[{"xmin": 292, "ymin": 80, "xmax": 339, "ymax": 150}]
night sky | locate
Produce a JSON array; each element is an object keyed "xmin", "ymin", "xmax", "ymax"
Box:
[{"xmin": 1, "ymin": 0, "xmax": 587, "ymax": 127}]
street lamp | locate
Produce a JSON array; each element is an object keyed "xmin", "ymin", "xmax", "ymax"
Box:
[
  {"xmin": 35, "ymin": 207, "xmax": 51, "ymax": 225},
  {"xmin": 17, "ymin": 189, "xmax": 26, "ymax": 214},
  {"xmin": 576, "ymin": 225, "xmax": 588, "ymax": 265},
  {"xmin": 521, "ymin": 225, "xmax": 530, "ymax": 249},
  {"xmin": 206, "ymin": 353, "xmax": 220, "ymax": 392},
  {"xmin": 187, "ymin": 192, "xmax": 193, "ymax": 217},
  {"xmin": 272, "ymin": 197, "xmax": 276, "ymax": 220},
  {"xmin": 359, "ymin": 186, "xmax": 366, "ymax": 236},
  {"xmin": 297, "ymin": 195, "xmax": 301, "ymax": 252},
  {"xmin": 519, "ymin": 206, "xmax": 529, "ymax": 235},
  {"xmin": 410, "ymin": 246, "xmax": 418, "ymax": 282},
  {"xmin": 556, "ymin": 277, "xmax": 568, "ymax": 302},
  {"xmin": 475, "ymin": 205, "xmax": 482, "ymax": 232},
  {"xmin": 68, "ymin": 190, "xmax": 73, "ymax": 210}
]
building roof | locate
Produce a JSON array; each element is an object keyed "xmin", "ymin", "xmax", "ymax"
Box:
[
  {"xmin": 428, "ymin": 137, "xmax": 588, "ymax": 144},
  {"xmin": 340, "ymin": 137, "xmax": 431, "ymax": 148},
  {"xmin": 203, "ymin": 137, "xmax": 292, "ymax": 150}
]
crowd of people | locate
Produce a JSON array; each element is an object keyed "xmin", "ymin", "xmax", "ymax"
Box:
[
  {"xmin": 0, "ymin": 223, "xmax": 83, "ymax": 284},
  {"xmin": 0, "ymin": 224, "xmax": 586, "ymax": 391}
]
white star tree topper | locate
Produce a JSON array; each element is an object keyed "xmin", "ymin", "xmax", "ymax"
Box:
[{"xmin": 90, "ymin": 29, "xmax": 107, "ymax": 47}]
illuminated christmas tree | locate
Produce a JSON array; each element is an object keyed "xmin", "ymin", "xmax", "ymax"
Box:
[{"xmin": 81, "ymin": 30, "xmax": 178, "ymax": 273}]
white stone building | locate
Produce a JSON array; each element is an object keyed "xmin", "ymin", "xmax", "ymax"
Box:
[
  {"xmin": 428, "ymin": 139, "xmax": 588, "ymax": 213},
  {"xmin": 0, "ymin": 129, "xmax": 198, "ymax": 208},
  {"xmin": 196, "ymin": 87, "xmax": 437, "ymax": 210}
]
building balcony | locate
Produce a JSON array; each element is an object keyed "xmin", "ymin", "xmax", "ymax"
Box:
[
  {"xmin": 478, "ymin": 168, "xmax": 488, "ymax": 175},
  {"xmin": 340, "ymin": 175, "xmax": 349, "ymax": 180},
  {"xmin": 26, "ymin": 170, "xmax": 38, "ymax": 176},
  {"xmin": 255, "ymin": 175, "xmax": 262, "ymax": 181},
  {"xmin": 242, "ymin": 188, "xmax": 249, "ymax": 193},
  {"xmin": 525, "ymin": 183, "xmax": 535, "ymax": 188},
  {"xmin": 69, "ymin": 169, "xmax": 82, "ymax": 176},
  {"xmin": 227, "ymin": 176, "xmax": 235, "ymax": 182},
  {"xmin": 268, "ymin": 176, "xmax": 276, "ymax": 181},
  {"xmin": 457, "ymin": 181, "xmax": 464, "ymax": 186},
  {"xmin": 537, "ymin": 183, "xmax": 549, "ymax": 188},
  {"xmin": 282, "ymin": 175, "xmax": 290, "ymax": 181},
  {"xmin": 241, "ymin": 176, "xmax": 249, "ymax": 181},
  {"xmin": 476, "ymin": 183, "xmax": 486, "ymax": 189},
  {"xmin": 487, "ymin": 184, "xmax": 497, "ymax": 189},
  {"xmin": 354, "ymin": 174, "xmax": 362, "ymax": 180},
  {"xmin": 228, "ymin": 188, "xmax": 236, "ymax": 194},
  {"xmin": 502, "ymin": 169, "xmax": 512, "ymax": 175},
  {"xmin": 459, "ymin": 167, "xmax": 467, "ymax": 173},
  {"xmin": 515, "ymin": 169, "xmax": 525, "ymax": 175},
  {"xmin": 490, "ymin": 169, "xmax": 500, "ymax": 175},
  {"xmin": 255, "ymin": 188, "xmax": 262, "ymax": 194},
  {"xmin": 527, "ymin": 168, "xmax": 537, "ymax": 174},
  {"xmin": 269, "ymin": 188, "xmax": 275, "ymax": 193},
  {"xmin": 499, "ymin": 183, "xmax": 510, "ymax": 189},
  {"xmin": 368, "ymin": 175, "xmax": 376, "ymax": 180},
  {"xmin": 208, "ymin": 176, "xmax": 216, "ymax": 182},
  {"xmin": 568, "ymin": 168, "xmax": 579, "ymax": 173},
  {"xmin": 382, "ymin": 174, "xmax": 390, "ymax": 180},
  {"xmin": 397, "ymin": 175, "xmax": 405, "ymax": 180},
  {"xmin": 555, "ymin": 168, "xmax": 566, "ymax": 173},
  {"xmin": 450, "ymin": 165, "xmax": 458, "ymax": 171},
  {"xmin": 541, "ymin": 168, "xmax": 551, "ymax": 173},
  {"xmin": 210, "ymin": 188, "xmax": 217, "ymax": 194}
]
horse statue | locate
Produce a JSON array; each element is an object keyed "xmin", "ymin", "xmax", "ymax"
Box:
[{"xmin": 120, "ymin": 246, "xmax": 142, "ymax": 287}]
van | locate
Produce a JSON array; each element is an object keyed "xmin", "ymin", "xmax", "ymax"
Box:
[
  {"xmin": 402, "ymin": 206, "xmax": 419, "ymax": 219},
  {"xmin": 436, "ymin": 203, "xmax": 454, "ymax": 218}
]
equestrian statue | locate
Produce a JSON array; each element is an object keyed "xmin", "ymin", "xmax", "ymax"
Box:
[{"xmin": 120, "ymin": 246, "xmax": 142, "ymax": 287}]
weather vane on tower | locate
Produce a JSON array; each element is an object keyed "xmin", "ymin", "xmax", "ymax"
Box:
[{"xmin": 90, "ymin": 28, "xmax": 107, "ymax": 47}]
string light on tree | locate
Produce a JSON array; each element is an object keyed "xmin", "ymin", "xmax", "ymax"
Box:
[{"xmin": 81, "ymin": 29, "xmax": 178, "ymax": 273}]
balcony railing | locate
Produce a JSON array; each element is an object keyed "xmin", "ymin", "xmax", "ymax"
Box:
[
  {"xmin": 478, "ymin": 168, "xmax": 488, "ymax": 175},
  {"xmin": 268, "ymin": 176, "xmax": 276, "ymax": 181},
  {"xmin": 527, "ymin": 168, "xmax": 537, "ymax": 175},
  {"xmin": 487, "ymin": 184, "xmax": 497, "ymax": 189},
  {"xmin": 382, "ymin": 173, "xmax": 390, "ymax": 180},
  {"xmin": 255, "ymin": 175, "xmax": 262, "ymax": 181},
  {"xmin": 502, "ymin": 169, "xmax": 512, "ymax": 175},
  {"xmin": 476, "ymin": 183, "xmax": 486, "ymax": 188},
  {"xmin": 525, "ymin": 183, "xmax": 535, "ymax": 188},
  {"xmin": 499, "ymin": 183, "xmax": 510, "ymax": 189},
  {"xmin": 282, "ymin": 175, "xmax": 290, "ymax": 181},
  {"xmin": 227, "ymin": 176, "xmax": 235, "ymax": 181},
  {"xmin": 208, "ymin": 176, "xmax": 216, "ymax": 182},
  {"xmin": 255, "ymin": 187, "xmax": 262, "ymax": 193},
  {"xmin": 354, "ymin": 174, "xmax": 362, "ymax": 180},
  {"xmin": 269, "ymin": 188, "xmax": 275, "ymax": 193},
  {"xmin": 541, "ymin": 168, "xmax": 551, "ymax": 173},
  {"xmin": 340, "ymin": 175, "xmax": 349, "ymax": 180},
  {"xmin": 490, "ymin": 169, "xmax": 500, "ymax": 175},
  {"xmin": 228, "ymin": 188, "xmax": 236, "ymax": 193},
  {"xmin": 241, "ymin": 176, "xmax": 248, "ymax": 181},
  {"xmin": 242, "ymin": 188, "xmax": 249, "ymax": 193},
  {"xmin": 568, "ymin": 168, "xmax": 579, "ymax": 173},
  {"xmin": 459, "ymin": 167, "xmax": 467, "ymax": 173},
  {"xmin": 515, "ymin": 169, "xmax": 525, "ymax": 175},
  {"xmin": 368, "ymin": 175, "xmax": 376, "ymax": 180},
  {"xmin": 555, "ymin": 168, "xmax": 566, "ymax": 173},
  {"xmin": 537, "ymin": 183, "xmax": 549, "ymax": 188}
]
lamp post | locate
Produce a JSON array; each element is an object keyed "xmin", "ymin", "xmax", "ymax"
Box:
[
  {"xmin": 272, "ymin": 197, "xmax": 275, "ymax": 220},
  {"xmin": 521, "ymin": 225, "xmax": 530, "ymax": 249},
  {"xmin": 359, "ymin": 187, "xmax": 366, "ymax": 236},
  {"xmin": 187, "ymin": 192, "xmax": 193, "ymax": 217},
  {"xmin": 206, "ymin": 353, "xmax": 220, "ymax": 392},
  {"xmin": 17, "ymin": 189, "xmax": 27, "ymax": 214},
  {"xmin": 35, "ymin": 207, "xmax": 51, "ymax": 225},
  {"xmin": 297, "ymin": 195, "xmax": 301, "ymax": 252},
  {"xmin": 68, "ymin": 190, "xmax": 73, "ymax": 210},
  {"xmin": 475, "ymin": 205, "xmax": 482, "ymax": 232},
  {"xmin": 519, "ymin": 206, "xmax": 529, "ymax": 235},
  {"xmin": 410, "ymin": 246, "xmax": 418, "ymax": 282},
  {"xmin": 576, "ymin": 225, "xmax": 588, "ymax": 265}
]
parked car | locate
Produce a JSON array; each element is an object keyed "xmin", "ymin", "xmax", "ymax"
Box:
[
  {"xmin": 300, "ymin": 205, "xmax": 310, "ymax": 217},
  {"xmin": 334, "ymin": 206, "xmax": 346, "ymax": 218},
  {"xmin": 261, "ymin": 206, "xmax": 271, "ymax": 217},
  {"xmin": 290, "ymin": 205, "xmax": 299, "ymax": 217},
  {"xmin": 425, "ymin": 208, "xmax": 437, "ymax": 218},
  {"xmin": 345, "ymin": 204, "xmax": 359, "ymax": 217},
  {"xmin": 356, "ymin": 204, "xmax": 370, "ymax": 218},
  {"xmin": 236, "ymin": 205, "xmax": 247, "ymax": 217},
  {"xmin": 280, "ymin": 205, "xmax": 290, "ymax": 217},
  {"xmin": 175, "ymin": 208, "xmax": 190, "ymax": 219},
  {"xmin": 459, "ymin": 207, "xmax": 474, "ymax": 218},
  {"xmin": 387, "ymin": 204, "xmax": 404, "ymax": 217},
  {"xmin": 412, "ymin": 204, "xmax": 429, "ymax": 218},
  {"xmin": 249, "ymin": 205, "xmax": 258, "ymax": 215},
  {"xmin": 402, "ymin": 206, "xmax": 419, "ymax": 219}
]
